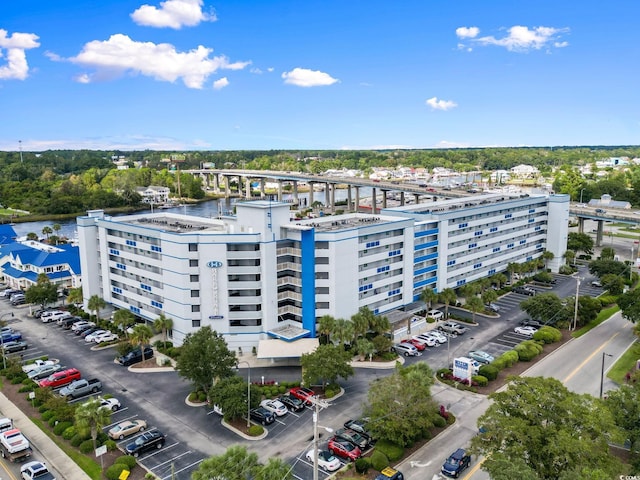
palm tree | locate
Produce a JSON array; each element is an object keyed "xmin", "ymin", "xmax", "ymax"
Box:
[
  {"xmin": 75, "ymin": 398, "xmax": 112, "ymax": 452},
  {"xmin": 350, "ymin": 310, "xmax": 369, "ymax": 342},
  {"xmin": 420, "ymin": 287, "xmax": 438, "ymax": 309},
  {"xmin": 465, "ymin": 296, "xmax": 485, "ymax": 323},
  {"xmin": 507, "ymin": 262, "xmax": 521, "ymax": 284},
  {"xmin": 253, "ymin": 457, "xmax": 293, "ymax": 480},
  {"xmin": 332, "ymin": 318, "xmax": 354, "ymax": 347},
  {"xmin": 26, "ymin": 232, "xmax": 38, "ymax": 241},
  {"xmin": 153, "ymin": 314, "xmax": 173, "ymax": 343},
  {"xmin": 41, "ymin": 226, "xmax": 52, "ymax": 241},
  {"xmin": 130, "ymin": 324, "xmax": 154, "ymax": 361},
  {"xmin": 563, "ymin": 250, "xmax": 576, "ymax": 266},
  {"xmin": 438, "ymin": 288, "xmax": 457, "ymax": 319},
  {"xmin": 87, "ymin": 295, "xmax": 106, "ymax": 321},
  {"xmin": 491, "ymin": 273, "xmax": 507, "ymax": 289},
  {"xmin": 66, "ymin": 287, "xmax": 83, "ymax": 306},
  {"xmin": 112, "ymin": 309, "xmax": 134, "ymax": 338},
  {"xmin": 317, "ymin": 315, "xmax": 336, "ymax": 344},
  {"xmin": 52, "ymin": 223, "xmax": 61, "ymax": 237},
  {"xmin": 354, "ymin": 338, "xmax": 376, "ymax": 362},
  {"xmin": 368, "ymin": 314, "xmax": 390, "ymax": 336}
]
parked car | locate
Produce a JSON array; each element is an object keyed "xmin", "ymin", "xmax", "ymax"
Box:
[
  {"xmin": 98, "ymin": 397, "xmax": 121, "ymax": 412},
  {"xmin": 520, "ymin": 319, "xmax": 543, "ymax": 328},
  {"xmin": 250, "ymin": 406, "xmax": 275, "ymax": 425},
  {"xmin": 328, "ymin": 437, "xmax": 361, "ymax": 461},
  {"xmin": 514, "ymin": 326, "xmax": 538, "ymax": 337},
  {"xmin": 401, "ymin": 338, "xmax": 426, "ymax": 351},
  {"xmin": 84, "ymin": 329, "xmax": 106, "ymax": 342},
  {"xmin": 392, "ymin": 343, "xmax": 420, "ymax": 357},
  {"xmin": 75, "ymin": 324, "xmax": 96, "ymax": 336},
  {"xmin": 425, "ymin": 331, "xmax": 448, "ymax": 344},
  {"xmin": 125, "ymin": 430, "xmax": 165, "ymax": 457},
  {"xmin": 10, "ymin": 294, "xmax": 26, "ymax": 306},
  {"xmin": 468, "ymin": 350, "xmax": 494, "ymax": 365},
  {"xmin": 260, "ymin": 399, "xmax": 288, "ymax": 417},
  {"xmin": 61, "ymin": 317, "xmax": 83, "ymax": 329},
  {"xmin": 375, "ymin": 467, "xmax": 405, "ymax": 480},
  {"xmin": 28, "ymin": 364, "xmax": 62, "ymax": 381},
  {"xmin": 38, "ymin": 368, "xmax": 81, "ymax": 388},
  {"xmin": 426, "ymin": 309, "xmax": 444, "ymax": 320},
  {"xmin": 438, "ymin": 321, "xmax": 467, "ymax": 335},
  {"xmin": 343, "ymin": 419, "xmax": 372, "ymax": 439},
  {"xmin": 108, "ymin": 419, "xmax": 147, "ymax": 440},
  {"xmin": 441, "ymin": 448, "xmax": 471, "ymax": 477},
  {"xmin": 513, "ymin": 285, "xmax": 536, "ymax": 296},
  {"xmin": 46, "ymin": 311, "xmax": 72, "ymax": 324},
  {"xmin": 334, "ymin": 427, "xmax": 370, "ymax": 449},
  {"xmin": 289, "ymin": 386, "xmax": 316, "ymax": 405},
  {"xmin": 94, "ymin": 331, "xmax": 119, "ymax": 344},
  {"xmin": 117, "ymin": 346, "xmax": 154, "ymax": 366},
  {"xmin": 20, "ymin": 461, "xmax": 56, "ymax": 480},
  {"xmin": 591, "ymin": 280, "xmax": 602, "ymax": 287},
  {"xmin": 1, "ymin": 341, "xmax": 28, "ymax": 353},
  {"xmin": 485, "ymin": 303, "xmax": 500, "ymax": 313},
  {"xmin": 278, "ymin": 393, "xmax": 305, "ymax": 412},
  {"xmin": 412, "ymin": 334, "xmax": 437, "ymax": 347},
  {"xmin": 305, "ymin": 449, "xmax": 341, "ymax": 472}
]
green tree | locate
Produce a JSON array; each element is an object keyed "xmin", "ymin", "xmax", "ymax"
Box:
[
  {"xmin": 153, "ymin": 314, "xmax": 173, "ymax": 342},
  {"xmin": 350, "ymin": 310, "xmax": 370, "ymax": 342},
  {"xmin": 481, "ymin": 289, "xmax": 498, "ymax": 306},
  {"xmin": 604, "ymin": 377, "xmax": 640, "ymax": 466},
  {"xmin": 490, "ymin": 273, "xmax": 507, "ymax": 289},
  {"xmin": 332, "ymin": 318, "xmax": 354, "ymax": 346},
  {"xmin": 601, "ymin": 273, "xmax": 625, "ymax": 295},
  {"xmin": 176, "ymin": 326, "xmax": 237, "ymax": 393},
  {"xmin": 420, "ymin": 287, "xmax": 438, "ymax": 309},
  {"xmin": 506, "ymin": 262, "xmax": 521, "ymax": 284},
  {"xmin": 353, "ymin": 337, "xmax": 376, "ymax": 361},
  {"xmin": 26, "ymin": 232, "xmax": 38, "ymax": 240},
  {"xmin": 24, "ymin": 273, "xmax": 58, "ymax": 307},
  {"xmin": 192, "ymin": 445, "xmax": 259, "ymax": 480},
  {"xmin": 87, "ymin": 294, "xmax": 106, "ymax": 321},
  {"xmin": 520, "ymin": 292, "xmax": 568, "ymax": 325},
  {"xmin": 317, "ymin": 315, "xmax": 335, "ymax": 344},
  {"xmin": 130, "ymin": 324, "xmax": 153, "ymax": 362},
  {"xmin": 209, "ymin": 375, "xmax": 260, "ymax": 422},
  {"xmin": 75, "ymin": 398, "xmax": 112, "ymax": 452},
  {"xmin": 567, "ymin": 232, "xmax": 594, "ymax": 254},
  {"xmin": 254, "ymin": 457, "xmax": 293, "ymax": 480},
  {"xmin": 41, "ymin": 225, "xmax": 52, "ymax": 240},
  {"xmin": 66, "ymin": 287, "xmax": 83, "ymax": 306},
  {"xmin": 471, "ymin": 376, "xmax": 619, "ymax": 480},
  {"xmin": 465, "ymin": 295, "xmax": 485, "ymax": 323},
  {"xmin": 541, "ymin": 250, "xmax": 554, "ymax": 270},
  {"xmin": 364, "ymin": 363, "xmax": 438, "ymax": 447},
  {"xmin": 600, "ymin": 246, "xmax": 615, "ymax": 260},
  {"xmin": 112, "ymin": 309, "xmax": 134, "ymax": 338},
  {"xmin": 589, "ymin": 259, "xmax": 628, "ymax": 277},
  {"xmin": 300, "ymin": 343, "xmax": 354, "ymax": 389},
  {"xmin": 563, "ymin": 249, "xmax": 576, "ymax": 266},
  {"xmin": 438, "ymin": 288, "xmax": 458, "ymax": 319},
  {"xmin": 618, "ymin": 288, "xmax": 640, "ymax": 323}
]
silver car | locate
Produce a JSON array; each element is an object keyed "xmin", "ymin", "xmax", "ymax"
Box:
[{"xmin": 392, "ymin": 343, "xmax": 420, "ymax": 357}]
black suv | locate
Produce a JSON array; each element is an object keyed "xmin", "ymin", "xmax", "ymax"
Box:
[
  {"xmin": 278, "ymin": 393, "xmax": 305, "ymax": 412},
  {"xmin": 441, "ymin": 448, "xmax": 471, "ymax": 477},
  {"xmin": 125, "ymin": 430, "xmax": 166, "ymax": 457},
  {"xmin": 520, "ymin": 319, "xmax": 543, "ymax": 328},
  {"xmin": 250, "ymin": 406, "xmax": 275, "ymax": 425},
  {"xmin": 117, "ymin": 346, "xmax": 154, "ymax": 366}
]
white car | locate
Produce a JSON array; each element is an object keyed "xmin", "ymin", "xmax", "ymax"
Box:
[
  {"xmin": 40, "ymin": 310, "xmax": 64, "ymax": 323},
  {"xmin": 71, "ymin": 321, "xmax": 94, "ymax": 332},
  {"xmin": 22, "ymin": 359, "xmax": 56, "ymax": 374},
  {"xmin": 260, "ymin": 399, "xmax": 288, "ymax": 417},
  {"xmin": 514, "ymin": 326, "xmax": 538, "ymax": 337},
  {"xmin": 412, "ymin": 334, "xmax": 436, "ymax": 347},
  {"xmin": 21, "ymin": 460, "xmax": 56, "ymax": 480},
  {"xmin": 94, "ymin": 331, "xmax": 119, "ymax": 344},
  {"xmin": 426, "ymin": 309, "xmax": 444, "ymax": 321},
  {"xmin": 84, "ymin": 329, "xmax": 107, "ymax": 342},
  {"xmin": 98, "ymin": 397, "xmax": 121, "ymax": 412},
  {"xmin": 427, "ymin": 331, "xmax": 448, "ymax": 344},
  {"xmin": 305, "ymin": 449, "xmax": 341, "ymax": 472}
]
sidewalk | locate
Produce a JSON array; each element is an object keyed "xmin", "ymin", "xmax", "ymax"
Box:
[{"xmin": 0, "ymin": 391, "xmax": 91, "ymax": 479}]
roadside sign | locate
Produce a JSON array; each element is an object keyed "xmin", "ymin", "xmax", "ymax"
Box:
[{"xmin": 95, "ymin": 445, "xmax": 107, "ymax": 457}]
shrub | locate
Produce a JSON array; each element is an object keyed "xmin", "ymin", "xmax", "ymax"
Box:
[
  {"xmin": 598, "ymin": 294, "xmax": 618, "ymax": 306},
  {"xmin": 54, "ymin": 421, "xmax": 72, "ymax": 436},
  {"xmin": 104, "ymin": 440, "xmax": 118, "ymax": 451},
  {"xmin": 437, "ymin": 368, "xmax": 452, "ymax": 378},
  {"xmin": 533, "ymin": 326, "xmax": 562, "ymax": 344},
  {"xmin": 48, "ymin": 417, "xmax": 58, "ymax": 428},
  {"xmin": 197, "ymin": 391, "xmax": 207, "ymax": 402},
  {"xmin": 70, "ymin": 434, "xmax": 84, "ymax": 447},
  {"xmin": 18, "ymin": 385, "xmax": 33, "ymax": 393},
  {"xmin": 355, "ymin": 457, "xmax": 370, "ymax": 473},
  {"xmin": 248, "ymin": 425, "xmax": 263, "ymax": 436},
  {"xmin": 324, "ymin": 384, "xmax": 341, "ymax": 398},
  {"xmin": 446, "ymin": 412, "xmax": 456, "ymax": 425},
  {"xmin": 38, "ymin": 405, "xmax": 49, "ymax": 414},
  {"xmin": 278, "ymin": 385, "xmax": 286, "ymax": 394},
  {"xmin": 472, "ymin": 375, "xmax": 488, "ymax": 387},
  {"xmin": 478, "ymin": 365, "xmax": 499, "ymax": 381},
  {"xmin": 79, "ymin": 439, "xmax": 95, "ymax": 454},
  {"xmin": 501, "ymin": 350, "xmax": 520, "ymax": 367},
  {"xmin": 433, "ymin": 415, "xmax": 447, "ymax": 428},
  {"xmin": 115, "ymin": 455, "xmax": 137, "ymax": 469},
  {"xmin": 374, "ymin": 439, "xmax": 404, "ymax": 462},
  {"xmin": 41, "ymin": 411, "xmax": 55, "ymax": 422},
  {"xmin": 105, "ymin": 463, "xmax": 128, "ymax": 480},
  {"xmin": 515, "ymin": 341, "xmax": 542, "ymax": 361},
  {"xmin": 492, "ymin": 356, "xmax": 507, "ymax": 371},
  {"xmin": 62, "ymin": 426, "xmax": 76, "ymax": 440},
  {"xmin": 369, "ymin": 450, "xmax": 389, "ymax": 472}
]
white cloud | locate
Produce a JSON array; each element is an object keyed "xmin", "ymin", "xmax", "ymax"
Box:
[
  {"xmin": 68, "ymin": 34, "xmax": 250, "ymax": 89},
  {"xmin": 456, "ymin": 26, "xmax": 479, "ymax": 39},
  {"xmin": 426, "ymin": 97, "xmax": 457, "ymax": 111},
  {"xmin": 281, "ymin": 67, "xmax": 339, "ymax": 87},
  {"xmin": 213, "ymin": 77, "xmax": 228, "ymax": 89},
  {"xmin": 0, "ymin": 29, "xmax": 40, "ymax": 80},
  {"xmin": 475, "ymin": 25, "xmax": 569, "ymax": 52},
  {"xmin": 131, "ymin": 0, "xmax": 216, "ymax": 29},
  {"xmin": 75, "ymin": 73, "xmax": 91, "ymax": 84}
]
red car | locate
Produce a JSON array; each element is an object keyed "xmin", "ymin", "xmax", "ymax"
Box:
[
  {"xmin": 38, "ymin": 368, "xmax": 81, "ymax": 388},
  {"xmin": 328, "ymin": 436, "xmax": 362, "ymax": 461},
  {"xmin": 289, "ymin": 386, "xmax": 316, "ymax": 405},
  {"xmin": 401, "ymin": 338, "xmax": 426, "ymax": 351}
]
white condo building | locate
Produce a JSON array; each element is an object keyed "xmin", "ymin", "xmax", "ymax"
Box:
[{"xmin": 76, "ymin": 193, "xmax": 569, "ymax": 357}]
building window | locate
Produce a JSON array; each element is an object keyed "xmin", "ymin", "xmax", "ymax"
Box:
[
  {"xmin": 189, "ymin": 243, "xmax": 198, "ymax": 252},
  {"xmin": 191, "ymin": 290, "xmax": 200, "ymax": 298},
  {"xmin": 190, "ymin": 259, "xmax": 198, "ymax": 267},
  {"xmin": 190, "ymin": 274, "xmax": 199, "ymax": 282},
  {"xmin": 192, "ymin": 319, "xmax": 201, "ymax": 327},
  {"xmin": 191, "ymin": 305, "xmax": 200, "ymax": 313}
]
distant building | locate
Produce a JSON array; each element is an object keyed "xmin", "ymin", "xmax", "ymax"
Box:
[
  {"xmin": 510, "ymin": 164, "xmax": 539, "ymax": 178},
  {"xmin": 588, "ymin": 194, "xmax": 631, "ymax": 210},
  {"xmin": 136, "ymin": 186, "xmax": 171, "ymax": 204}
]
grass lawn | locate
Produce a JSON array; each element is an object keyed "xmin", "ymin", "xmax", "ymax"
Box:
[
  {"xmin": 608, "ymin": 341, "xmax": 640, "ymax": 384},
  {"xmin": 572, "ymin": 305, "xmax": 620, "ymax": 338}
]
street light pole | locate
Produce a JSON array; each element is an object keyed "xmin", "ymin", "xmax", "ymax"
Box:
[
  {"xmin": 237, "ymin": 361, "xmax": 251, "ymax": 428},
  {"xmin": 0, "ymin": 312, "xmax": 15, "ymax": 370},
  {"xmin": 600, "ymin": 352, "xmax": 613, "ymax": 399},
  {"xmin": 580, "ymin": 188, "xmax": 585, "ymax": 204},
  {"xmin": 312, "ymin": 397, "xmax": 331, "ymax": 480},
  {"xmin": 571, "ymin": 278, "xmax": 580, "ymax": 331}
]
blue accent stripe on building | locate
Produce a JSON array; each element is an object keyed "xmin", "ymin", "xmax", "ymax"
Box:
[
  {"xmin": 414, "ymin": 277, "xmax": 437, "ymax": 289},
  {"xmin": 414, "ymin": 240, "xmax": 438, "ymax": 251},
  {"xmin": 300, "ymin": 229, "xmax": 316, "ymax": 337},
  {"xmin": 414, "ymin": 228, "xmax": 439, "ymax": 238},
  {"xmin": 415, "ymin": 252, "xmax": 438, "ymax": 262},
  {"xmin": 415, "ymin": 265, "xmax": 438, "ymax": 275}
]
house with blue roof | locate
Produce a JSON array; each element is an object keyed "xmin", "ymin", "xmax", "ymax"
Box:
[{"xmin": 0, "ymin": 225, "xmax": 81, "ymax": 292}]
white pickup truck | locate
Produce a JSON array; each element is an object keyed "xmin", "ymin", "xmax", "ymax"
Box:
[
  {"xmin": 0, "ymin": 427, "xmax": 31, "ymax": 462},
  {"xmin": 21, "ymin": 359, "xmax": 57, "ymax": 374}
]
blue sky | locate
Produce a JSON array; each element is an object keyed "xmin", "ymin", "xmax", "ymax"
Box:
[{"xmin": 0, "ymin": 0, "xmax": 638, "ymax": 151}]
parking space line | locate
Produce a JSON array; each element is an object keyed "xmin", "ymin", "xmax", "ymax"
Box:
[
  {"xmin": 160, "ymin": 458, "xmax": 204, "ymax": 480},
  {"xmin": 103, "ymin": 414, "xmax": 139, "ymax": 430},
  {"xmin": 138, "ymin": 441, "xmax": 179, "ymax": 460},
  {"xmin": 152, "ymin": 450, "xmax": 192, "ymax": 469}
]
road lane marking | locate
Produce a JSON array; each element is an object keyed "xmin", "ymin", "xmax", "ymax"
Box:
[{"xmin": 563, "ymin": 332, "xmax": 619, "ymax": 384}]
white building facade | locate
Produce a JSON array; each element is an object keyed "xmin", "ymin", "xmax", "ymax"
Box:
[{"xmin": 77, "ymin": 193, "xmax": 569, "ymax": 354}]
